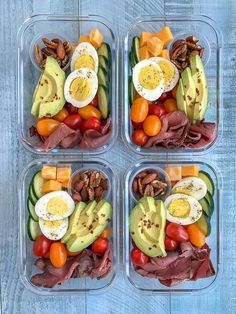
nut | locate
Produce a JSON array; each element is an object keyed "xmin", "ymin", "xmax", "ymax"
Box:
[
  {"xmin": 81, "ymin": 187, "xmax": 89, "ymax": 202},
  {"xmin": 142, "ymin": 173, "xmax": 157, "ymax": 185},
  {"xmin": 138, "ymin": 178, "xmax": 144, "ymax": 196},
  {"xmin": 61, "ymin": 55, "xmax": 69, "ymax": 68},
  {"xmin": 172, "ymin": 39, "xmax": 186, "ymax": 49},
  {"xmin": 199, "ymin": 47, "xmax": 204, "ymax": 58},
  {"xmin": 170, "ymin": 44, "xmax": 187, "ymax": 60},
  {"xmin": 137, "ymin": 171, "xmax": 148, "ymax": 179},
  {"xmin": 72, "ymin": 192, "xmax": 82, "ymax": 202},
  {"xmin": 34, "ymin": 44, "xmax": 43, "ymax": 64},
  {"xmin": 94, "ymin": 186, "xmax": 104, "ymax": 201},
  {"xmin": 42, "ymin": 47, "xmax": 57, "ymax": 58},
  {"xmin": 132, "ymin": 178, "xmax": 138, "ymax": 193},
  {"xmin": 64, "ymin": 41, "xmax": 72, "ymax": 54},
  {"xmin": 143, "ymin": 184, "xmax": 154, "ymax": 197},
  {"xmin": 87, "ymin": 187, "xmax": 95, "ymax": 201},
  {"xmin": 90, "ymin": 171, "xmax": 102, "ymax": 188},
  {"xmin": 74, "ymin": 180, "xmax": 84, "ymax": 192},
  {"xmin": 186, "ymin": 36, "xmax": 199, "ymax": 43},
  {"xmin": 100, "ymin": 178, "xmax": 109, "ymax": 190},
  {"xmin": 56, "ymin": 39, "xmax": 66, "ymax": 60},
  {"xmin": 42, "ymin": 38, "xmax": 58, "ymax": 49}
]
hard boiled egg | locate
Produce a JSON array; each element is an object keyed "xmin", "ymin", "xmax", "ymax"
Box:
[
  {"xmin": 71, "ymin": 42, "xmax": 98, "ymax": 73},
  {"xmin": 164, "ymin": 193, "xmax": 202, "ymax": 225},
  {"xmin": 149, "ymin": 57, "xmax": 179, "ymax": 92},
  {"xmin": 39, "ymin": 218, "xmax": 68, "ymax": 240},
  {"xmin": 64, "ymin": 68, "xmax": 98, "ymax": 108},
  {"xmin": 132, "ymin": 59, "xmax": 164, "ymax": 101},
  {"xmin": 172, "ymin": 177, "xmax": 207, "ymax": 200},
  {"xmin": 35, "ymin": 191, "xmax": 75, "ymax": 221}
]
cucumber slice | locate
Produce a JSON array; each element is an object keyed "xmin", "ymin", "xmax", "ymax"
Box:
[
  {"xmin": 97, "ymin": 43, "xmax": 111, "ymax": 60},
  {"xmin": 99, "ymin": 55, "xmax": 109, "ymax": 72},
  {"xmin": 199, "ymin": 171, "xmax": 215, "ymax": 196},
  {"xmin": 98, "ymin": 67, "xmax": 108, "ymax": 88},
  {"xmin": 98, "ymin": 85, "xmax": 109, "ymax": 119},
  {"xmin": 199, "ymin": 197, "xmax": 212, "ymax": 217},
  {"xmin": 196, "ymin": 213, "xmax": 211, "ymax": 236},
  {"xmin": 32, "ymin": 171, "xmax": 45, "ymax": 199},
  {"xmin": 132, "ymin": 36, "xmax": 140, "ymax": 63},
  {"xmin": 29, "ymin": 184, "xmax": 38, "ymax": 206},
  {"xmin": 205, "ymin": 191, "xmax": 214, "ymax": 212},
  {"xmin": 27, "ymin": 197, "xmax": 38, "ymax": 222},
  {"xmin": 129, "ymin": 50, "xmax": 136, "ymax": 70},
  {"xmin": 27, "ymin": 217, "xmax": 42, "ymax": 241},
  {"xmin": 129, "ymin": 76, "xmax": 135, "ymax": 106}
]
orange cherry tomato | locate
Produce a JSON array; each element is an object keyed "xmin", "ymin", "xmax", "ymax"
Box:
[
  {"xmin": 78, "ymin": 105, "xmax": 101, "ymax": 120},
  {"xmin": 186, "ymin": 224, "xmax": 206, "ymax": 247},
  {"xmin": 130, "ymin": 98, "xmax": 149, "ymax": 123},
  {"xmin": 36, "ymin": 119, "xmax": 60, "ymax": 137},
  {"xmin": 67, "ymin": 249, "xmax": 81, "ymax": 257},
  {"xmin": 49, "ymin": 242, "xmax": 67, "ymax": 268},
  {"xmin": 53, "ymin": 108, "xmax": 69, "ymax": 122},
  {"xmin": 101, "ymin": 228, "xmax": 111, "ymax": 238},
  {"xmin": 143, "ymin": 115, "xmax": 162, "ymax": 136},
  {"xmin": 163, "ymin": 98, "xmax": 177, "ymax": 113},
  {"xmin": 171, "ymin": 85, "xmax": 178, "ymax": 99}
]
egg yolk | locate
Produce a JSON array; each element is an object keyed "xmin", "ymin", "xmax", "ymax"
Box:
[
  {"xmin": 157, "ymin": 61, "xmax": 174, "ymax": 85},
  {"xmin": 139, "ymin": 65, "xmax": 162, "ymax": 90},
  {"xmin": 43, "ymin": 219, "xmax": 64, "ymax": 228},
  {"xmin": 47, "ymin": 197, "xmax": 69, "ymax": 216},
  {"xmin": 168, "ymin": 198, "xmax": 190, "ymax": 218},
  {"xmin": 75, "ymin": 55, "xmax": 95, "ymax": 71},
  {"xmin": 69, "ymin": 77, "xmax": 91, "ymax": 101}
]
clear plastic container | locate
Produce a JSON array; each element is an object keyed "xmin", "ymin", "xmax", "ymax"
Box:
[
  {"xmin": 123, "ymin": 159, "xmax": 222, "ymax": 294},
  {"xmin": 17, "ymin": 15, "xmax": 118, "ymax": 155},
  {"xmin": 122, "ymin": 15, "xmax": 223, "ymax": 156},
  {"xmin": 18, "ymin": 158, "xmax": 118, "ymax": 295}
]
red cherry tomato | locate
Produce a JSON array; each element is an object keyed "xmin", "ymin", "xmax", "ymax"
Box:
[
  {"xmin": 132, "ymin": 121, "xmax": 143, "ymax": 129},
  {"xmin": 65, "ymin": 102, "xmax": 78, "ymax": 114},
  {"xmin": 166, "ymin": 223, "xmax": 189, "ymax": 242},
  {"xmin": 132, "ymin": 129, "xmax": 148, "ymax": 147},
  {"xmin": 89, "ymin": 94, "xmax": 98, "ymax": 107},
  {"xmin": 149, "ymin": 103, "xmax": 166, "ymax": 118},
  {"xmin": 158, "ymin": 91, "xmax": 172, "ymax": 101},
  {"xmin": 33, "ymin": 235, "xmax": 51, "ymax": 257},
  {"xmin": 64, "ymin": 114, "xmax": 82, "ymax": 130},
  {"xmin": 164, "ymin": 236, "xmax": 179, "ymax": 251},
  {"xmin": 130, "ymin": 248, "xmax": 149, "ymax": 266},
  {"xmin": 91, "ymin": 237, "xmax": 109, "ymax": 255},
  {"xmin": 81, "ymin": 117, "xmax": 101, "ymax": 133}
]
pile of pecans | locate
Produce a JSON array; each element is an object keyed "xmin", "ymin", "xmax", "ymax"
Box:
[
  {"xmin": 132, "ymin": 169, "xmax": 168, "ymax": 199},
  {"xmin": 34, "ymin": 37, "xmax": 72, "ymax": 69},
  {"xmin": 170, "ymin": 36, "xmax": 204, "ymax": 71},
  {"xmin": 71, "ymin": 170, "xmax": 109, "ymax": 203}
]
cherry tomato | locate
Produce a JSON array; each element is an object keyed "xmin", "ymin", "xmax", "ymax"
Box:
[
  {"xmin": 164, "ymin": 236, "xmax": 179, "ymax": 251},
  {"xmin": 130, "ymin": 248, "xmax": 149, "ymax": 266},
  {"xmin": 163, "ymin": 98, "xmax": 177, "ymax": 113},
  {"xmin": 101, "ymin": 228, "xmax": 111, "ymax": 238},
  {"xmin": 78, "ymin": 105, "xmax": 101, "ymax": 120},
  {"xmin": 132, "ymin": 129, "xmax": 148, "ymax": 146},
  {"xmin": 33, "ymin": 235, "xmax": 51, "ymax": 257},
  {"xmin": 171, "ymin": 85, "xmax": 178, "ymax": 99},
  {"xmin": 53, "ymin": 108, "xmax": 69, "ymax": 122},
  {"xmin": 186, "ymin": 224, "xmax": 206, "ymax": 247},
  {"xmin": 149, "ymin": 103, "xmax": 166, "ymax": 118},
  {"xmin": 89, "ymin": 94, "xmax": 98, "ymax": 107},
  {"xmin": 49, "ymin": 242, "xmax": 67, "ymax": 268},
  {"xmin": 91, "ymin": 237, "xmax": 109, "ymax": 255},
  {"xmin": 158, "ymin": 91, "xmax": 172, "ymax": 101},
  {"xmin": 130, "ymin": 98, "xmax": 149, "ymax": 123},
  {"xmin": 67, "ymin": 249, "xmax": 81, "ymax": 257},
  {"xmin": 143, "ymin": 115, "xmax": 162, "ymax": 136},
  {"xmin": 64, "ymin": 114, "xmax": 82, "ymax": 130},
  {"xmin": 132, "ymin": 121, "xmax": 143, "ymax": 129},
  {"xmin": 81, "ymin": 117, "xmax": 101, "ymax": 133},
  {"xmin": 44, "ymin": 251, "xmax": 50, "ymax": 259},
  {"xmin": 36, "ymin": 119, "xmax": 60, "ymax": 137},
  {"xmin": 166, "ymin": 223, "xmax": 189, "ymax": 242},
  {"xmin": 65, "ymin": 102, "xmax": 78, "ymax": 114}
]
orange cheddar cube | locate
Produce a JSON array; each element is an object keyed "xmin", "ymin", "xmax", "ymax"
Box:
[
  {"xmin": 147, "ymin": 36, "xmax": 164, "ymax": 56},
  {"xmin": 61, "ymin": 180, "xmax": 70, "ymax": 189},
  {"xmin": 42, "ymin": 180, "xmax": 62, "ymax": 194},
  {"xmin": 41, "ymin": 166, "xmax": 57, "ymax": 180},
  {"xmin": 89, "ymin": 28, "xmax": 103, "ymax": 48},
  {"xmin": 159, "ymin": 49, "xmax": 170, "ymax": 60},
  {"xmin": 78, "ymin": 35, "xmax": 90, "ymax": 43},
  {"xmin": 56, "ymin": 167, "xmax": 72, "ymax": 183},
  {"xmin": 165, "ymin": 165, "xmax": 182, "ymax": 181},
  {"xmin": 139, "ymin": 46, "xmax": 150, "ymax": 60},
  {"xmin": 140, "ymin": 32, "xmax": 153, "ymax": 47},
  {"xmin": 156, "ymin": 26, "xmax": 173, "ymax": 46},
  {"xmin": 182, "ymin": 165, "xmax": 199, "ymax": 177}
]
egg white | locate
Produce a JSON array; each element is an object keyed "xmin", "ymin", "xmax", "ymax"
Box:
[
  {"xmin": 132, "ymin": 59, "xmax": 165, "ymax": 101},
  {"xmin": 64, "ymin": 68, "xmax": 98, "ymax": 108},
  {"xmin": 39, "ymin": 217, "xmax": 68, "ymax": 240},
  {"xmin": 149, "ymin": 57, "xmax": 179, "ymax": 92},
  {"xmin": 71, "ymin": 42, "xmax": 98, "ymax": 73},
  {"xmin": 35, "ymin": 191, "xmax": 75, "ymax": 221},
  {"xmin": 164, "ymin": 193, "xmax": 202, "ymax": 225},
  {"xmin": 172, "ymin": 177, "xmax": 207, "ymax": 200}
]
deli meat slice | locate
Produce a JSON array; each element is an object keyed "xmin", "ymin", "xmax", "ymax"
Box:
[
  {"xmin": 185, "ymin": 122, "xmax": 216, "ymax": 148},
  {"xmin": 60, "ymin": 129, "xmax": 82, "ymax": 148},
  {"xmin": 133, "ymin": 242, "xmax": 215, "ymax": 287}
]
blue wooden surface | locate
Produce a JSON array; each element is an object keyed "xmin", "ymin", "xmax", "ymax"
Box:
[{"xmin": 1, "ymin": 0, "xmax": 236, "ymax": 313}]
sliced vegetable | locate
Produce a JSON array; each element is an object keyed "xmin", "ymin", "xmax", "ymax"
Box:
[
  {"xmin": 29, "ymin": 184, "xmax": 38, "ymax": 206},
  {"xmin": 97, "ymin": 43, "xmax": 111, "ymax": 60},
  {"xmin": 98, "ymin": 55, "xmax": 109, "ymax": 73},
  {"xmin": 27, "ymin": 217, "xmax": 42, "ymax": 241},
  {"xmin": 186, "ymin": 224, "xmax": 206, "ymax": 247},
  {"xmin": 98, "ymin": 85, "xmax": 109, "ymax": 119},
  {"xmin": 32, "ymin": 171, "xmax": 46, "ymax": 199},
  {"xmin": 196, "ymin": 213, "xmax": 211, "ymax": 236},
  {"xmin": 198, "ymin": 171, "xmax": 215, "ymax": 196},
  {"xmin": 205, "ymin": 191, "xmax": 214, "ymax": 212},
  {"xmin": 41, "ymin": 166, "xmax": 57, "ymax": 180},
  {"xmin": 98, "ymin": 67, "xmax": 108, "ymax": 87},
  {"xmin": 129, "ymin": 76, "xmax": 135, "ymax": 105},
  {"xmin": 132, "ymin": 36, "xmax": 140, "ymax": 63},
  {"xmin": 42, "ymin": 180, "xmax": 62, "ymax": 194},
  {"xmin": 27, "ymin": 197, "xmax": 38, "ymax": 222},
  {"xmin": 199, "ymin": 197, "xmax": 212, "ymax": 217}
]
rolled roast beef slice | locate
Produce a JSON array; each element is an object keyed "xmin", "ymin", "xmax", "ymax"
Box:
[
  {"xmin": 100, "ymin": 117, "xmax": 112, "ymax": 135},
  {"xmin": 79, "ymin": 129, "xmax": 111, "ymax": 149},
  {"xmin": 91, "ymin": 245, "xmax": 112, "ymax": 279},
  {"xmin": 60, "ymin": 130, "xmax": 82, "ymax": 148}
]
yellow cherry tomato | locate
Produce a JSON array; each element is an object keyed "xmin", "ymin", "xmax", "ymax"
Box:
[
  {"xmin": 78, "ymin": 105, "xmax": 101, "ymax": 120},
  {"xmin": 130, "ymin": 98, "xmax": 149, "ymax": 123},
  {"xmin": 143, "ymin": 115, "xmax": 162, "ymax": 136},
  {"xmin": 53, "ymin": 108, "xmax": 69, "ymax": 122}
]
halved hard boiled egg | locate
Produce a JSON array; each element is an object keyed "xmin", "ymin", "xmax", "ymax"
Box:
[
  {"xmin": 39, "ymin": 218, "xmax": 68, "ymax": 240},
  {"xmin": 132, "ymin": 59, "xmax": 164, "ymax": 101},
  {"xmin": 71, "ymin": 42, "xmax": 98, "ymax": 73},
  {"xmin": 172, "ymin": 177, "xmax": 207, "ymax": 200},
  {"xmin": 164, "ymin": 193, "xmax": 202, "ymax": 225},
  {"xmin": 35, "ymin": 191, "xmax": 75, "ymax": 221},
  {"xmin": 64, "ymin": 68, "xmax": 98, "ymax": 108},
  {"xmin": 149, "ymin": 57, "xmax": 179, "ymax": 92}
]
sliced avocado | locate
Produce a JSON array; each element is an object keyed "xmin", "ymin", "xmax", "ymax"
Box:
[
  {"xmin": 176, "ymin": 78, "xmax": 187, "ymax": 115},
  {"xmin": 190, "ymin": 55, "xmax": 208, "ymax": 122},
  {"xmin": 181, "ymin": 67, "xmax": 196, "ymax": 122},
  {"xmin": 129, "ymin": 197, "xmax": 166, "ymax": 257}
]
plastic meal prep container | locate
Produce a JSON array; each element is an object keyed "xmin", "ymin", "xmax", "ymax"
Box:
[
  {"xmin": 123, "ymin": 159, "xmax": 222, "ymax": 294},
  {"xmin": 122, "ymin": 15, "xmax": 222, "ymax": 156},
  {"xmin": 18, "ymin": 158, "xmax": 118, "ymax": 295},
  {"xmin": 17, "ymin": 15, "xmax": 118, "ymax": 155}
]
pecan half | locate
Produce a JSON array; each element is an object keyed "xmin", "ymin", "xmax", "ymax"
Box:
[
  {"xmin": 132, "ymin": 178, "xmax": 138, "ymax": 194},
  {"xmin": 186, "ymin": 36, "xmax": 199, "ymax": 43},
  {"xmin": 74, "ymin": 180, "xmax": 84, "ymax": 192},
  {"xmin": 42, "ymin": 47, "xmax": 57, "ymax": 58},
  {"xmin": 100, "ymin": 178, "xmax": 109, "ymax": 190},
  {"xmin": 144, "ymin": 184, "xmax": 154, "ymax": 197},
  {"xmin": 142, "ymin": 173, "xmax": 157, "ymax": 185},
  {"xmin": 94, "ymin": 186, "xmax": 104, "ymax": 201},
  {"xmin": 138, "ymin": 178, "xmax": 144, "ymax": 196},
  {"xmin": 64, "ymin": 41, "xmax": 72, "ymax": 54},
  {"xmin": 87, "ymin": 187, "xmax": 95, "ymax": 201},
  {"xmin": 72, "ymin": 192, "xmax": 82, "ymax": 202},
  {"xmin": 89, "ymin": 171, "xmax": 102, "ymax": 188},
  {"xmin": 42, "ymin": 38, "xmax": 58, "ymax": 50},
  {"xmin": 137, "ymin": 171, "xmax": 148, "ymax": 179},
  {"xmin": 61, "ymin": 55, "xmax": 69, "ymax": 68},
  {"xmin": 170, "ymin": 43, "xmax": 187, "ymax": 60},
  {"xmin": 81, "ymin": 187, "xmax": 89, "ymax": 202},
  {"xmin": 57, "ymin": 39, "xmax": 66, "ymax": 60},
  {"xmin": 34, "ymin": 44, "xmax": 43, "ymax": 64}
]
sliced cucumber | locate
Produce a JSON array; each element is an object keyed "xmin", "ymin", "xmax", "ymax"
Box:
[
  {"xmin": 129, "ymin": 76, "xmax": 135, "ymax": 106},
  {"xmin": 205, "ymin": 191, "xmax": 214, "ymax": 212},
  {"xmin": 129, "ymin": 50, "xmax": 136, "ymax": 70},
  {"xmin": 97, "ymin": 43, "xmax": 111, "ymax": 60},
  {"xmin": 98, "ymin": 67, "xmax": 108, "ymax": 88},
  {"xmin": 99, "ymin": 55, "xmax": 109, "ymax": 72},
  {"xmin": 199, "ymin": 197, "xmax": 212, "ymax": 217},
  {"xmin": 27, "ymin": 197, "xmax": 38, "ymax": 222},
  {"xmin": 98, "ymin": 85, "xmax": 109, "ymax": 119},
  {"xmin": 132, "ymin": 36, "xmax": 140, "ymax": 63},
  {"xmin": 32, "ymin": 171, "xmax": 45, "ymax": 199},
  {"xmin": 27, "ymin": 217, "xmax": 42, "ymax": 241},
  {"xmin": 199, "ymin": 171, "xmax": 215, "ymax": 196},
  {"xmin": 196, "ymin": 213, "xmax": 211, "ymax": 236},
  {"xmin": 29, "ymin": 184, "xmax": 38, "ymax": 206}
]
